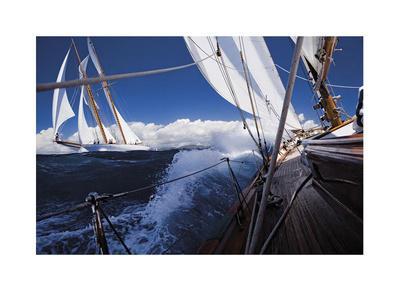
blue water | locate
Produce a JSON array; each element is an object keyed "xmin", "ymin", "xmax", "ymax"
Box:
[{"xmin": 36, "ymin": 148, "xmax": 261, "ymax": 254}]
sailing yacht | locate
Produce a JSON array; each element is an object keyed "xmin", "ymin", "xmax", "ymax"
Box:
[
  {"xmin": 185, "ymin": 36, "xmax": 363, "ymax": 254},
  {"xmin": 38, "ymin": 36, "xmax": 363, "ymax": 254},
  {"xmin": 52, "ymin": 38, "xmax": 149, "ymax": 152}
]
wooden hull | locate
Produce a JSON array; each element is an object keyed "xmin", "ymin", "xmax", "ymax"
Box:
[
  {"xmin": 197, "ymin": 125, "xmax": 363, "ymax": 254},
  {"xmin": 302, "ymin": 133, "xmax": 363, "ymax": 219}
]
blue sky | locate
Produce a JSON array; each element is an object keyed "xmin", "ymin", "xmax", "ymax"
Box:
[{"xmin": 36, "ymin": 37, "xmax": 363, "ymax": 135}]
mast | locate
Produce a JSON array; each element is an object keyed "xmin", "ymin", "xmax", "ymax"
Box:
[
  {"xmin": 307, "ymin": 37, "xmax": 343, "ymax": 128},
  {"xmin": 71, "ymin": 39, "xmax": 108, "ymax": 144},
  {"xmin": 247, "ymin": 37, "xmax": 304, "ymax": 254},
  {"xmin": 318, "ymin": 37, "xmax": 342, "ymax": 127},
  {"xmin": 87, "ymin": 38, "xmax": 127, "ymax": 144}
]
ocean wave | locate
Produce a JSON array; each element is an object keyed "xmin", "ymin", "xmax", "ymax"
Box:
[{"xmin": 37, "ymin": 147, "xmax": 261, "ymax": 254}]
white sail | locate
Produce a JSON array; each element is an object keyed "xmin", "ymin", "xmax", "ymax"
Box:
[
  {"xmin": 292, "ymin": 36, "xmax": 323, "ymax": 75},
  {"xmin": 78, "ymin": 55, "xmax": 116, "ymax": 144},
  {"xmin": 184, "ymin": 37, "xmax": 301, "ymax": 131},
  {"xmin": 235, "ymin": 37, "xmax": 301, "ymax": 129},
  {"xmin": 52, "ymin": 49, "xmax": 75, "ymax": 139},
  {"xmin": 97, "ymin": 126, "xmax": 116, "ymax": 144},
  {"xmin": 87, "ymin": 37, "xmax": 142, "ymax": 144},
  {"xmin": 78, "ymin": 56, "xmax": 95, "ymax": 144},
  {"xmin": 114, "ymin": 109, "xmax": 141, "ymax": 144},
  {"xmin": 184, "ymin": 37, "xmax": 255, "ymax": 114}
]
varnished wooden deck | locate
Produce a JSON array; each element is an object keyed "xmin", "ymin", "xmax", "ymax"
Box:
[
  {"xmin": 199, "ymin": 149, "xmax": 363, "ymax": 254},
  {"xmin": 263, "ymin": 153, "xmax": 363, "ymax": 254}
]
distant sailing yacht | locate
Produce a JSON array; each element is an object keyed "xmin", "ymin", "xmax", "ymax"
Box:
[{"xmin": 52, "ymin": 38, "xmax": 149, "ymax": 152}]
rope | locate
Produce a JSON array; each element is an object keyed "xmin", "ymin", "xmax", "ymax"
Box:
[
  {"xmin": 268, "ymin": 102, "xmax": 301, "ymax": 133},
  {"xmin": 208, "ymin": 37, "xmax": 261, "ymax": 152},
  {"xmin": 275, "ymin": 63, "xmax": 360, "ymax": 89},
  {"xmin": 36, "ymin": 202, "xmax": 90, "ymax": 222},
  {"xmin": 37, "ymin": 54, "xmax": 213, "ymax": 92},
  {"xmin": 327, "ymin": 84, "xmax": 361, "ymax": 89},
  {"xmin": 299, "ymin": 60, "xmax": 326, "ymax": 128},
  {"xmin": 97, "ymin": 160, "xmax": 226, "ymax": 201},
  {"xmin": 98, "ymin": 205, "xmax": 132, "ymax": 254},
  {"xmin": 37, "ymin": 160, "xmax": 227, "ymax": 222},
  {"xmin": 244, "ymin": 147, "xmax": 290, "ymax": 253},
  {"xmin": 259, "ymin": 174, "xmax": 312, "ymax": 254},
  {"xmin": 187, "ymin": 37, "xmax": 236, "ymax": 70},
  {"xmin": 190, "ymin": 37, "xmax": 299, "ymax": 139},
  {"xmin": 238, "ymin": 37, "xmax": 264, "ymax": 153},
  {"xmin": 226, "ymin": 158, "xmax": 250, "ymax": 212}
]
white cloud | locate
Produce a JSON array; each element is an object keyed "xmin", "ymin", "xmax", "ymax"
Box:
[
  {"xmin": 302, "ymin": 119, "xmax": 318, "ymax": 129},
  {"xmin": 36, "ymin": 128, "xmax": 80, "ymax": 155},
  {"xmin": 36, "ymin": 118, "xmax": 278, "ymax": 155},
  {"xmin": 297, "ymin": 112, "xmax": 318, "ymax": 130}
]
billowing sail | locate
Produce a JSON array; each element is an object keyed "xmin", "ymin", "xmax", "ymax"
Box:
[
  {"xmin": 87, "ymin": 37, "xmax": 142, "ymax": 144},
  {"xmin": 114, "ymin": 109, "xmax": 141, "ymax": 144},
  {"xmin": 52, "ymin": 49, "xmax": 75, "ymax": 139},
  {"xmin": 236, "ymin": 37, "xmax": 301, "ymax": 129},
  {"xmin": 184, "ymin": 36, "xmax": 301, "ymax": 131},
  {"xmin": 78, "ymin": 55, "xmax": 116, "ymax": 144},
  {"xmin": 78, "ymin": 57, "xmax": 95, "ymax": 144},
  {"xmin": 292, "ymin": 36, "xmax": 323, "ymax": 77}
]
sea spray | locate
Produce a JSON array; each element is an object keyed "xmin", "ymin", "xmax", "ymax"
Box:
[
  {"xmin": 36, "ymin": 118, "xmax": 267, "ymax": 253},
  {"xmin": 36, "ymin": 148, "xmax": 261, "ymax": 254}
]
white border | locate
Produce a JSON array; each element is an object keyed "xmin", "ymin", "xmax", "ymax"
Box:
[{"xmin": 1, "ymin": 0, "xmax": 399, "ymax": 290}]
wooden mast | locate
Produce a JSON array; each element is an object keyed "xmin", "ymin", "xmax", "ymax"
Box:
[
  {"xmin": 303, "ymin": 37, "xmax": 343, "ymax": 128},
  {"xmin": 88, "ymin": 38, "xmax": 127, "ymax": 144},
  {"xmin": 316, "ymin": 37, "xmax": 342, "ymax": 128},
  {"xmin": 71, "ymin": 39, "xmax": 108, "ymax": 144}
]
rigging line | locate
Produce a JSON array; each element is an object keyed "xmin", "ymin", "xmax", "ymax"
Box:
[
  {"xmin": 240, "ymin": 39, "xmax": 267, "ymax": 147},
  {"xmin": 189, "ymin": 37, "xmax": 298, "ymax": 135},
  {"xmin": 85, "ymin": 98, "xmax": 100, "ymax": 142},
  {"xmin": 275, "ymin": 63, "xmax": 360, "ymax": 89},
  {"xmin": 327, "ymin": 84, "xmax": 361, "ymax": 89},
  {"xmin": 268, "ymin": 102, "xmax": 299, "ymax": 131},
  {"xmin": 36, "ymin": 202, "xmax": 90, "ymax": 222},
  {"xmin": 238, "ymin": 38, "xmax": 269, "ymax": 148},
  {"xmin": 109, "ymin": 84, "xmax": 133, "ymax": 126},
  {"xmin": 37, "ymin": 54, "xmax": 213, "ymax": 92},
  {"xmin": 97, "ymin": 205, "xmax": 132, "ymax": 254},
  {"xmin": 252, "ymin": 149, "xmax": 262, "ymax": 170},
  {"xmin": 190, "ymin": 33, "xmax": 272, "ymax": 143},
  {"xmin": 99, "ymin": 160, "xmax": 227, "ymax": 201},
  {"xmin": 337, "ymin": 107, "xmax": 353, "ymax": 119},
  {"xmin": 209, "ymin": 37, "xmax": 260, "ymax": 150},
  {"xmin": 37, "ymin": 159, "xmax": 228, "ymax": 222},
  {"xmin": 189, "ymin": 30, "xmax": 273, "ymax": 145},
  {"xmin": 241, "ymin": 38, "xmax": 267, "ymax": 146},
  {"xmin": 326, "ymin": 77, "xmax": 343, "ymax": 120},
  {"xmin": 268, "ymin": 103, "xmax": 303, "ymax": 156},
  {"xmin": 326, "ymin": 76, "xmax": 352, "ymax": 119},
  {"xmin": 206, "ymin": 37, "xmax": 258, "ymax": 147},
  {"xmin": 95, "ymin": 90, "xmax": 111, "ymax": 130},
  {"xmin": 275, "ymin": 63, "xmax": 310, "ymax": 81},
  {"xmin": 299, "ymin": 61, "xmax": 325, "ymax": 128},
  {"xmin": 259, "ymin": 174, "xmax": 312, "ymax": 254},
  {"xmin": 187, "ymin": 37, "xmax": 237, "ymax": 71},
  {"xmin": 238, "ymin": 37, "xmax": 262, "ymax": 150}
]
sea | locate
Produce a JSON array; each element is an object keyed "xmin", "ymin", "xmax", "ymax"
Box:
[{"xmin": 36, "ymin": 148, "xmax": 262, "ymax": 254}]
